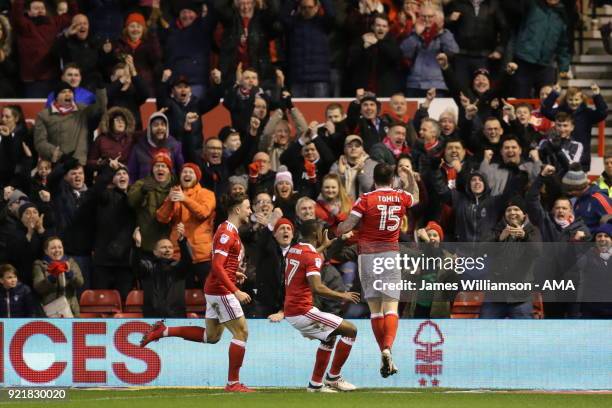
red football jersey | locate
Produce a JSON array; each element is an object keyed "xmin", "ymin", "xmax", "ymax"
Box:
[
  {"xmin": 351, "ymin": 187, "xmax": 414, "ymax": 253},
  {"xmin": 283, "ymin": 242, "xmax": 323, "ymax": 317},
  {"xmin": 204, "ymin": 221, "xmax": 243, "ymax": 295}
]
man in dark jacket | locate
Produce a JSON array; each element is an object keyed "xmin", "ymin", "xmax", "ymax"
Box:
[
  {"xmin": 90, "ymin": 161, "xmax": 136, "ymax": 300},
  {"xmin": 280, "ymin": 0, "xmax": 335, "ymax": 97},
  {"xmin": 577, "ymin": 224, "xmax": 612, "ymax": 318},
  {"xmin": 54, "ymin": 13, "xmax": 103, "ymax": 89},
  {"xmin": 509, "ymin": 0, "xmax": 571, "ymax": 98},
  {"xmin": 195, "ymin": 118, "xmax": 259, "ymax": 201},
  {"xmin": 347, "ymin": 14, "xmax": 402, "ymax": 97},
  {"xmin": 526, "ymin": 164, "xmax": 592, "ymax": 318},
  {"xmin": 12, "ymin": 0, "xmax": 77, "ymax": 97},
  {"xmin": 156, "ymin": 70, "xmax": 223, "ymax": 154},
  {"xmin": 445, "ymin": 0, "xmax": 508, "ymax": 86},
  {"xmin": 47, "ymin": 156, "xmax": 96, "ymax": 290},
  {"xmin": 434, "ymin": 170, "xmax": 512, "ymax": 242},
  {"xmin": 344, "ymin": 92, "xmax": 390, "ymax": 152},
  {"xmin": 480, "ymin": 196, "xmax": 542, "ymax": 318},
  {"xmin": 213, "ymin": 0, "xmax": 280, "ymax": 87},
  {"xmin": 134, "ymin": 223, "xmax": 192, "ymax": 318},
  {"xmin": 279, "ymin": 123, "xmax": 335, "ymax": 195},
  {"xmin": 163, "ymin": 1, "xmax": 216, "ymax": 100},
  {"xmin": 252, "ymin": 217, "xmax": 294, "ymax": 320}
]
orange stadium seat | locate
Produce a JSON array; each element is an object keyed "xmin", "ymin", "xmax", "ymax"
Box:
[
  {"xmin": 451, "ymin": 291, "xmax": 484, "ymax": 318},
  {"xmin": 185, "ymin": 289, "xmax": 206, "ymax": 315},
  {"xmin": 125, "ymin": 290, "xmax": 144, "ymax": 313},
  {"xmin": 79, "ymin": 290, "xmax": 122, "ymax": 316}
]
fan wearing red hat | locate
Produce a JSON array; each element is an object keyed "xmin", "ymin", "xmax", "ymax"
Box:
[
  {"xmin": 156, "ymin": 162, "xmax": 216, "ymax": 288},
  {"xmin": 103, "ymin": 12, "xmax": 162, "ymax": 95},
  {"xmin": 127, "ymin": 151, "xmax": 176, "ymax": 252}
]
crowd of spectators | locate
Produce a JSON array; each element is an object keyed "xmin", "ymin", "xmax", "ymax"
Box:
[{"xmin": 0, "ymin": 0, "xmax": 611, "ymax": 320}]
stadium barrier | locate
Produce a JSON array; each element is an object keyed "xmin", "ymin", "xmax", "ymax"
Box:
[{"xmin": 2, "ymin": 318, "xmax": 611, "ymax": 389}]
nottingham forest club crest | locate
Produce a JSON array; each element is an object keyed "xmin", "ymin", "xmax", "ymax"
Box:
[
  {"xmin": 413, "ymin": 320, "xmax": 445, "ymax": 387},
  {"xmin": 220, "ymin": 234, "xmax": 230, "ymax": 244}
]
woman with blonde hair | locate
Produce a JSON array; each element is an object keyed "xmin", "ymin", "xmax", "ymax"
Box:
[{"xmin": 315, "ymin": 174, "xmax": 353, "ymax": 233}]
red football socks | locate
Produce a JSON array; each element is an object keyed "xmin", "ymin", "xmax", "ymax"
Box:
[
  {"xmin": 329, "ymin": 337, "xmax": 355, "ymax": 377},
  {"xmin": 370, "ymin": 313, "xmax": 385, "ymax": 351},
  {"xmin": 166, "ymin": 326, "xmax": 207, "ymax": 343},
  {"xmin": 382, "ymin": 312, "xmax": 399, "ymax": 350},
  {"xmin": 310, "ymin": 344, "xmax": 333, "ymax": 385},
  {"xmin": 228, "ymin": 339, "xmax": 246, "ymax": 383}
]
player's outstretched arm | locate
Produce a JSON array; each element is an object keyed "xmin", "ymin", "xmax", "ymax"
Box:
[
  {"xmin": 307, "ymin": 274, "xmax": 360, "ymax": 303},
  {"xmin": 337, "ymin": 213, "xmax": 361, "ymax": 236}
]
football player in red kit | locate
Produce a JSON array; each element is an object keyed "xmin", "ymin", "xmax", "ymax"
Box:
[
  {"xmin": 284, "ymin": 219, "xmax": 361, "ymax": 392},
  {"xmin": 140, "ymin": 193, "xmax": 255, "ymax": 393},
  {"xmin": 337, "ymin": 163, "xmax": 419, "ymax": 378}
]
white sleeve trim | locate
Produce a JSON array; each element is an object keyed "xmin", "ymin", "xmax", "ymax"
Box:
[
  {"xmin": 350, "ymin": 210, "xmax": 363, "ymax": 218},
  {"xmin": 306, "ymin": 272, "xmax": 321, "ymax": 277},
  {"xmin": 214, "ymin": 250, "xmax": 228, "ymax": 257}
]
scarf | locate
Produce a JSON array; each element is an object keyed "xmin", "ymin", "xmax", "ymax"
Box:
[
  {"xmin": 424, "ymin": 139, "xmax": 440, "ymax": 152},
  {"xmin": 316, "ymin": 197, "xmax": 341, "ymax": 218},
  {"xmin": 554, "ymin": 213, "xmax": 575, "ymax": 229},
  {"xmin": 44, "ymin": 256, "xmax": 69, "ymax": 277},
  {"xmin": 382, "ymin": 136, "xmax": 411, "ymax": 158},
  {"xmin": 440, "ymin": 161, "xmax": 458, "ymax": 189},
  {"xmin": 125, "ymin": 38, "xmax": 141, "ymax": 50},
  {"xmin": 421, "ymin": 23, "xmax": 440, "ymax": 47},
  {"xmin": 52, "ymin": 101, "xmax": 77, "ymax": 116}
]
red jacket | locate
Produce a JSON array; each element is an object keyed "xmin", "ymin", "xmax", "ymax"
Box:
[{"xmin": 12, "ymin": 0, "xmax": 77, "ymax": 81}]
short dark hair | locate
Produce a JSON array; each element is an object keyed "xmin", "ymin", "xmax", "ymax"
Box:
[
  {"xmin": 484, "ymin": 116, "xmax": 501, "ymax": 125},
  {"xmin": 373, "ymin": 163, "xmax": 394, "ymax": 186},
  {"xmin": 372, "ymin": 13, "xmax": 389, "ymax": 24},
  {"xmin": 555, "ymin": 112, "xmax": 574, "ymax": 124},
  {"xmin": 224, "ymin": 192, "xmax": 249, "ymax": 212},
  {"xmin": 299, "ymin": 219, "xmax": 323, "ymax": 242},
  {"xmin": 501, "ymin": 134, "xmax": 522, "ymax": 147},
  {"xmin": 62, "ymin": 63, "xmax": 81, "ymax": 74},
  {"xmin": 444, "ymin": 136, "xmax": 465, "ymax": 149},
  {"xmin": 0, "ymin": 264, "xmax": 17, "ymax": 279},
  {"xmin": 515, "ymin": 102, "xmax": 533, "ymax": 112}
]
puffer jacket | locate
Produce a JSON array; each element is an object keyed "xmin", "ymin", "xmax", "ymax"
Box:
[
  {"xmin": 512, "ymin": 0, "xmax": 570, "ymax": 71},
  {"xmin": 280, "ymin": 0, "xmax": 335, "ymax": 83},
  {"xmin": 156, "ymin": 183, "xmax": 216, "ymax": 263},
  {"xmin": 87, "ymin": 107, "xmax": 136, "ymax": 171},
  {"xmin": 400, "ymin": 29, "xmax": 459, "ymax": 90},
  {"xmin": 34, "ymin": 88, "xmax": 107, "ymax": 165},
  {"xmin": 0, "ymin": 282, "xmax": 37, "ymax": 317}
]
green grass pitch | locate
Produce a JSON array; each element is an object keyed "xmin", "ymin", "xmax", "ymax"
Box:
[{"xmin": 2, "ymin": 388, "xmax": 611, "ymax": 408}]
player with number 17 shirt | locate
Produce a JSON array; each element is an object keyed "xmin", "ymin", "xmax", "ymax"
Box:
[{"xmin": 284, "ymin": 220, "xmax": 361, "ymax": 393}]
